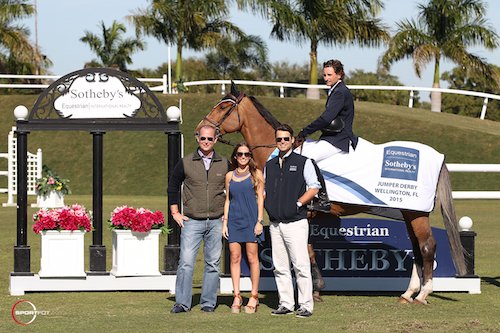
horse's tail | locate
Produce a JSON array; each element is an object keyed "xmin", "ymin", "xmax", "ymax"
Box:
[{"xmin": 437, "ymin": 163, "xmax": 467, "ymax": 276}]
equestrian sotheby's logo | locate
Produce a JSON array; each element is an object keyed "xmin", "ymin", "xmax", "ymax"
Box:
[
  {"xmin": 381, "ymin": 146, "xmax": 419, "ymax": 181},
  {"xmin": 11, "ymin": 300, "xmax": 50, "ymax": 326},
  {"xmin": 54, "ymin": 73, "xmax": 141, "ymax": 118}
]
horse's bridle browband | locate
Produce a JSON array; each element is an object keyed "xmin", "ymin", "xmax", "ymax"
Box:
[{"xmin": 203, "ymin": 93, "xmax": 277, "ymax": 151}]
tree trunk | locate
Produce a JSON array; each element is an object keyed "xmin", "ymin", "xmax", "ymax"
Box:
[
  {"xmin": 175, "ymin": 41, "xmax": 183, "ymax": 83},
  {"xmin": 431, "ymin": 57, "xmax": 441, "ymax": 112},
  {"xmin": 430, "ymin": 82, "xmax": 442, "ymax": 113},
  {"xmin": 307, "ymin": 41, "xmax": 320, "ymax": 100}
]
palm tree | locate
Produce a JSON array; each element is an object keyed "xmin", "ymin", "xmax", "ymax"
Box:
[
  {"xmin": 0, "ymin": 0, "xmax": 48, "ymax": 74},
  {"xmin": 128, "ymin": 0, "xmax": 243, "ymax": 83},
  {"xmin": 206, "ymin": 34, "xmax": 269, "ymax": 79},
  {"xmin": 380, "ymin": 0, "xmax": 499, "ymax": 112},
  {"xmin": 237, "ymin": 0, "xmax": 389, "ymax": 98},
  {"xmin": 80, "ymin": 20, "xmax": 145, "ymax": 71}
]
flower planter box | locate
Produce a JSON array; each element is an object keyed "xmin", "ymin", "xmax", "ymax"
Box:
[
  {"xmin": 39, "ymin": 230, "xmax": 86, "ymax": 277},
  {"xmin": 111, "ymin": 229, "xmax": 162, "ymax": 277},
  {"xmin": 36, "ymin": 191, "xmax": 65, "ymax": 208}
]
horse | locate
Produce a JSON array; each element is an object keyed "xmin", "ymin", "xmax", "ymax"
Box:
[{"xmin": 197, "ymin": 83, "xmax": 467, "ymax": 304}]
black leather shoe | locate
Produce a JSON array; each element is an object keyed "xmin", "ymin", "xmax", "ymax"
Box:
[
  {"xmin": 170, "ymin": 304, "xmax": 188, "ymax": 313},
  {"xmin": 200, "ymin": 306, "xmax": 215, "ymax": 312}
]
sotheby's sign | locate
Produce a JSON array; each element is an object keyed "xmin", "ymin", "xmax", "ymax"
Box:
[
  {"xmin": 53, "ymin": 72, "xmax": 141, "ymax": 118},
  {"xmin": 239, "ymin": 216, "xmax": 456, "ymax": 278}
]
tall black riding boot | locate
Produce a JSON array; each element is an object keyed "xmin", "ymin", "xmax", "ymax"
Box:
[{"xmin": 308, "ymin": 160, "xmax": 331, "ymax": 213}]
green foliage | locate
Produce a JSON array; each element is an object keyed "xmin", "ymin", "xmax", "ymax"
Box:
[
  {"xmin": 1, "ymin": 196, "xmax": 500, "ymax": 332},
  {"xmin": 0, "ymin": 0, "xmax": 50, "ymax": 74},
  {"xmin": 35, "ymin": 164, "xmax": 71, "ymax": 196},
  {"xmin": 205, "ymin": 34, "xmax": 270, "ymax": 80},
  {"xmin": 380, "ymin": 0, "xmax": 499, "ymax": 89},
  {"xmin": 129, "ymin": 0, "xmax": 238, "ymax": 82},
  {"xmin": 441, "ymin": 65, "xmax": 500, "ymax": 121},
  {"xmin": 241, "ymin": 0, "xmax": 389, "ymax": 85},
  {"xmin": 0, "ymin": 93, "xmax": 498, "ymax": 196},
  {"xmin": 268, "ymin": 61, "xmax": 310, "ymax": 98},
  {"xmin": 80, "ymin": 20, "xmax": 145, "ymax": 71},
  {"xmin": 348, "ymin": 69, "xmax": 420, "ymax": 106}
]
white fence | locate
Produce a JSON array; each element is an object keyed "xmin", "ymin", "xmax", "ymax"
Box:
[
  {"xmin": 1, "ymin": 127, "xmax": 43, "ymax": 207},
  {"xmin": 1, "ymin": 75, "xmax": 499, "ymax": 120},
  {"xmin": 0, "ymin": 75, "xmax": 498, "ymax": 200},
  {"xmin": 447, "ymin": 164, "xmax": 500, "ymax": 199}
]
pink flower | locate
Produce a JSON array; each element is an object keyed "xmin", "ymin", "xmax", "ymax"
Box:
[
  {"xmin": 32, "ymin": 205, "xmax": 92, "ymax": 234},
  {"xmin": 109, "ymin": 206, "xmax": 165, "ymax": 232},
  {"xmin": 47, "ymin": 177, "xmax": 55, "ymax": 185}
]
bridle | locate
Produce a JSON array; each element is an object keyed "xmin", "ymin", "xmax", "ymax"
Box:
[
  {"xmin": 202, "ymin": 94, "xmax": 242, "ymax": 142},
  {"xmin": 203, "ymin": 93, "xmax": 277, "ymax": 151}
]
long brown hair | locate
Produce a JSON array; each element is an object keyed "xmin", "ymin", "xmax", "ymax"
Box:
[{"xmin": 230, "ymin": 142, "xmax": 261, "ymax": 192}]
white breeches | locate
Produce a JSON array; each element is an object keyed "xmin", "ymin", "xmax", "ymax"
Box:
[{"xmin": 295, "ymin": 139, "xmax": 344, "ymax": 163}]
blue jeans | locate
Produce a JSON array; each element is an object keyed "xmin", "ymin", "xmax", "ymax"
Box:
[{"xmin": 175, "ymin": 218, "xmax": 222, "ymax": 310}]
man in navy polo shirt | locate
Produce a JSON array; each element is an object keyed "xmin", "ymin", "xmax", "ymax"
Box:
[{"xmin": 264, "ymin": 124, "xmax": 322, "ymax": 319}]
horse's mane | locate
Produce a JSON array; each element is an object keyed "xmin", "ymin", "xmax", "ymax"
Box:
[{"xmin": 247, "ymin": 95, "xmax": 282, "ymax": 129}]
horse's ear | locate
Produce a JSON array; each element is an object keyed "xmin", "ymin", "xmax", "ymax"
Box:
[{"xmin": 231, "ymin": 80, "xmax": 239, "ymax": 96}]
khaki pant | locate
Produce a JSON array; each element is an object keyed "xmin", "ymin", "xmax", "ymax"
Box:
[{"xmin": 270, "ymin": 218, "xmax": 313, "ymax": 312}]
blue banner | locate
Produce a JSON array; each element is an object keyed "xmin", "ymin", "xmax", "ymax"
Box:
[{"xmin": 238, "ymin": 216, "xmax": 456, "ymax": 278}]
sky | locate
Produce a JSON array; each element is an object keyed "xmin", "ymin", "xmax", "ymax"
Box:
[{"xmin": 22, "ymin": 0, "xmax": 500, "ymax": 89}]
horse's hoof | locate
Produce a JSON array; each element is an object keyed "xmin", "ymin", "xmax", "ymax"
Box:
[
  {"xmin": 313, "ymin": 292, "xmax": 323, "ymax": 303},
  {"xmin": 413, "ymin": 299, "xmax": 428, "ymax": 305},
  {"xmin": 398, "ymin": 296, "xmax": 413, "ymax": 304}
]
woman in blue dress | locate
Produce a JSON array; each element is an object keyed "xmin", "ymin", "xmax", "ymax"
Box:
[{"xmin": 223, "ymin": 142, "xmax": 264, "ymax": 314}]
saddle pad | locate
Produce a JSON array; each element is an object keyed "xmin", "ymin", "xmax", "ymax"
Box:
[
  {"xmin": 268, "ymin": 137, "xmax": 444, "ymax": 212},
  {"xmin": 315, "ymin": 138, "xmax": 444, "ymax": 212}
]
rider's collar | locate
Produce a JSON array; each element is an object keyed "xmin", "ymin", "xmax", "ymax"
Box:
[{"xmin": 328, "ymin": 80, "xmax": 342, "ymax": 95}]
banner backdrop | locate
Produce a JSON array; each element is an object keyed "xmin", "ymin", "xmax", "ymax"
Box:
[{"xmin": 239, "ymin": 217, "xmax": 456, "ymax": 278}]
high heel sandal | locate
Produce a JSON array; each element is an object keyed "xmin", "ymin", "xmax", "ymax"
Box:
[
  {"xmin": 244, "ymin": 293, "xmax": 259, "ymax": 314},
  {"xmin": 231, "ymin": 293, "xmax": 243, "ymax": 313}
]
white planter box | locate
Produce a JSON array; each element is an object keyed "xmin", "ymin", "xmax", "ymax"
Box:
[
  {"xmin": 39, "ymin": 230, "xmax": 86, "ymax": 277},
  {"xmin": 36, "ymin": 191, "xmax": 65, "ymax": 208},
  {"xmin": 111, "ymin": 229, "xmax": 162, "ymax": 277}
]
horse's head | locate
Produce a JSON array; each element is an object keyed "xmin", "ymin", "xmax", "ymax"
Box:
[
  {"xmin": 196, "ymin": 81, "xmax": 245, "ymax": 136},
  {"xmin": 197, "ymin": 82, "xmax": 282, "ymax": 169}
]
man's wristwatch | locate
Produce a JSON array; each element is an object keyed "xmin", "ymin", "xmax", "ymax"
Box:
[
  {"xmin": 258, "ymin": 219, "xmax": 264, "ymax": 225},
  {"xmin": 296, "ymin": 201, "xmax": 303, "ymax": 207}
]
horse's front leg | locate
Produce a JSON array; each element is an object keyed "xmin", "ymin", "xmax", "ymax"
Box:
[{"xmin": 401, "ymin": 212, "xmax": 435, "ymax": 305}]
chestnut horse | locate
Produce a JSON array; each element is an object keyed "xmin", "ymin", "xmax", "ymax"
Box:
[{"xmin": 197, "ymin": 83, "xmax": 466, "ymax": 304}]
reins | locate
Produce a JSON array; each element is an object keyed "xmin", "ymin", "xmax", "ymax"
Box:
[{"xmin": 204, "ymin": 93, "xmax": 278, "ymax": 151}]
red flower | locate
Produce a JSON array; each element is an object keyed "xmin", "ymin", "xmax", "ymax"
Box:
[
  {"xmin": 109, "ymin": 206, "xmax": 165, "ymax": 232},
  {"xmin": 32, "ymin": 204, "xmax": 92, "ymax": 234}
]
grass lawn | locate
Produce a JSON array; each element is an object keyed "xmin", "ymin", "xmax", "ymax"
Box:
[{"xmin": 0, "ymin": 194, "xmax": 499, "ymax": 332}]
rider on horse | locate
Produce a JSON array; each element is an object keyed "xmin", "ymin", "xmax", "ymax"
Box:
[{"xmin": 296, "ymin": 59, "xmax": 359, "ymax": 213}]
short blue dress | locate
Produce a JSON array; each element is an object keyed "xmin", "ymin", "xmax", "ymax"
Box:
[{"xmin": 227, "ymin": 173, "xmax": 264, "ymax": 244}]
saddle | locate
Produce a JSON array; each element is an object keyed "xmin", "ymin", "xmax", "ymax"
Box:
[
  {"xmin": 294, "ymin": 118, "xmax": 344, "ymax": 149},
  {"xmin": 320, "ymin": 118, "xmax": 344, "ymax": 136}
]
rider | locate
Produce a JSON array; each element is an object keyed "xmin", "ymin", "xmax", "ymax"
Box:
[{"xmin": 296, "ymin": 59, "xmax": 359, "ymax": 212}]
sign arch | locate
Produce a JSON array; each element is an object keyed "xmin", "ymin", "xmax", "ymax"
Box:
[{"xmin": 13, "ymin": 68, "xmax": 180, "ymax": 275}]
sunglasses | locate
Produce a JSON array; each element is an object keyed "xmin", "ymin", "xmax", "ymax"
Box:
[
  {"xmin": 275, "ymin": 137, "xmax": 291, "ymax": 142},
  {"xmin": 199, "ymin": 136, "xmax": 215, "ymax": 142},
  {"xmin": 236, "ymin": 152, "xmax": 252, "ymax": 157}
]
